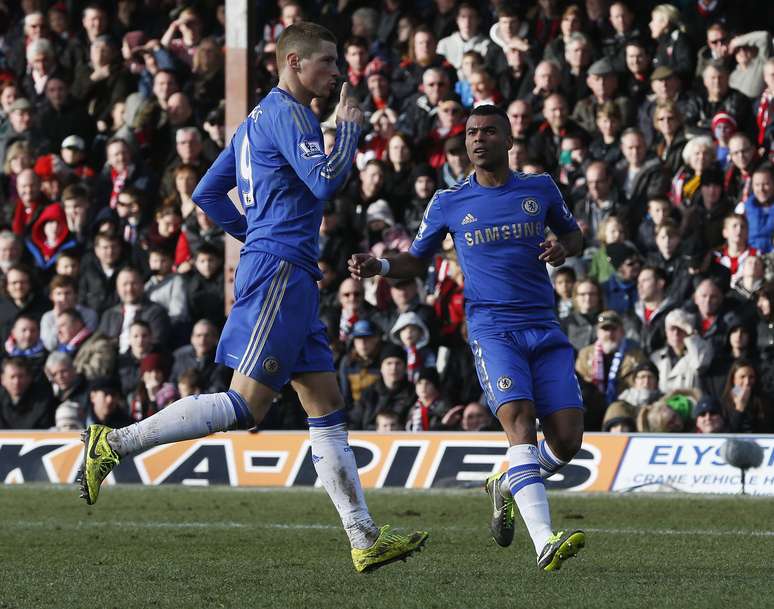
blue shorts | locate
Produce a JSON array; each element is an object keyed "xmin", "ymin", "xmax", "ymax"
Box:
[
  {"xmin": 216, "ymin": 252, "xmax": 334, "ymax": 392},
  {"xmin": 469, "ymin": 325, "xmax": 583, "ymax": 419}
]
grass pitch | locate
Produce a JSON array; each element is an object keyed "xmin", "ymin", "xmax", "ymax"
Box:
[{"xmin": 1, "ymin": 485, "xmax": 772, "ymax": 609}]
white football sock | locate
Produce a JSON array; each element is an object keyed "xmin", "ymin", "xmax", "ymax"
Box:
[
  {"xmin": 536, "ymin": 439, "xmax": 569, "ymax": 480},
  {"xmin": 498, "ymin": 438, "xmax": 570, "ymax": 498},
  {"xmin": 506, "ymin": 444, "xmax": 553, "ymax": 555},
  {"xmin": 308, "ymin": 410, "xmax": 379, "ymax": 549},
  {"xmin": 107, "ymin": 390, "xmax": 253, "ymax": 457}
]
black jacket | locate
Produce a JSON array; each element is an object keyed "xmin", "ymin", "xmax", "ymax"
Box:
[{"xmin": 0, "ymin": 382, "xmax": 55, "ymax": 429}]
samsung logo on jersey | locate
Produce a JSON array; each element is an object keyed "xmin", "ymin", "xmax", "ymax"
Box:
[
  {"xmin": 464, "ymin": 222, "xmax": 544, "ymax": 247},
  {"xmin": 299, "ymin": 139, "xmax": 324, "ymax": 158}
]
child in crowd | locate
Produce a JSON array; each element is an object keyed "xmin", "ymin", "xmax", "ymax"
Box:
[
  {"xmin": 390, "ymin": 311, "xmax": 436, "ymax": 382},
  {"xmin": 405, "ymin": 367, "xmax": 450, "ymax": 431}
]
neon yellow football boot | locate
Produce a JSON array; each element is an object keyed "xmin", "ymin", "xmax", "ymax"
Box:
[
  {"xmin": 538, "ymin": 530, "xmax": 586, "ymax": 572},
  {"xmin": 351, "ymin": 525, "xmax": 429, "ymax": 573},
  {"xmin": 77, "ymin": 424, "xmax": 121, "ymax": 505}
]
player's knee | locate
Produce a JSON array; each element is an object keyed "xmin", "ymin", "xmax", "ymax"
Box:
[{"xmin": 550, "ymin": 433, "xmax": 582, "ymax": 462}]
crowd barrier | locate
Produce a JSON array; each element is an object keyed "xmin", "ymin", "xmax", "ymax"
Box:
[{"xmin": 2, "ymin": 432, "xmax": 774, "ymax": 495}]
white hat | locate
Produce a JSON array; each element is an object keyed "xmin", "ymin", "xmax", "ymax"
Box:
[{"xmin": 61, "ymin": 135, "xmax": 85, "ymax": 151}]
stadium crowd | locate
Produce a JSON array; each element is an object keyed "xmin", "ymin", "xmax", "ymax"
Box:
[{"xmin": 0, "ymin": 0, "xmax": 772, "ymax": 436}]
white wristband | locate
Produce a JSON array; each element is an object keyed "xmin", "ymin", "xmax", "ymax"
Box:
[{"xmin": 377, "ymin": 258, "xmax": 391, "ymax": 276}]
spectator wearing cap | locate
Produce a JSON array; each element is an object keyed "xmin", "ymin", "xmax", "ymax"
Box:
[
  {"xmin": 363, "ymin": 199, "xmax": 395, "ymax": 251},
  {"xmin": 711, "ymin": 111, "xmax": 737, "ymax": 169},
  {"xmin": 691, "ymin": 168, "xmax": 734, "ymax": 250},
  {"xmin": 54, "ymin": 400, "xmax": 85, "ymax": 431},
  {"xmin": 728, "ymin": 31, "xmax": 771, "ymax": 100},
  {"xmin": 637, "ymin": 66, "xmax": 700, "ymax": 147},
  {"xmin": 436, "ymin": 3, "xmax": 490, "ymax": 80},
  {"xmin": 70, "ymin": 35, "xmax": 134, "ymax": 133},
  {"xmin": 337, "ymin": 319, "xmax": 383, "ymax": 410},
  {"xmin": 697, "ymin": 62, "xmax": 753, "ymax": 135},
  {"xmin": 59, "ymin": 136, "xmax": 95, "ymax": 184},
  {"xmin": 635, "ymin": 400, "xmax": 685, "ymax": 432},
  {"xmin": 572, "ymin": 57, "xmax": 634, "ymax": 136},
  {"xmin": 601, "ymin": 241, "xmax": 641, "ymax": 315},
  {"xmin": 402, "ymin": 164, "xmax": 437, "ymax": 235},
  {"xmin": 0, "ymin": 98, "xmax": 50, "ymax": 168},
  {"xmin": 85, "ymin": 376, "xmax": 133, "ymax": 428},
  {"xmin": 128, "ymin": 352, "xmax": 177, "ymax": 421},
  {"xmin": 576, "ymin": 309, "xmax": 649, "ymax": 429},
  {"xmin": 692, "ymin": 396, "xmax": 727, "ymax": 433},
  {"xmin": 617, "ymin": 361, "xmax": 663, "ymax": 408},
  {"xmin": 602, "ymin": 400, "xmax": 637, "ymax": 433},
  {"xmin": 405, "ymin": 367, "xmax": 450, "ymax": 431},
  {"xmin": 0, "ymin": 356, "xmax": 55, "ymax": 429},
  {"xmin": 650, "ymin": 308, "xmax": 713, "ymax": 394},
  {"xmin": 350, "ymin": 343, "xmax": 416, "ymax": 430},
  {"xmin": 361, "ymin": 60, "xmax": 398, "ymax": 127}
]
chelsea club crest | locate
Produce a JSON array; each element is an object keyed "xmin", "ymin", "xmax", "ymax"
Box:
[{"xmin": 522, "ymin": 198, "xmax": 540, "ymax": 215}]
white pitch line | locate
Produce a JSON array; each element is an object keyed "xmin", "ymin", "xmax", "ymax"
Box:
[{"xmin": 7, "ymin": 520, "xmax": 774, "ymax": 537}]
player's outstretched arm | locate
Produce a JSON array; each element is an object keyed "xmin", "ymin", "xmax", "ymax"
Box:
[
  {"xmin": 192, "ymin": 143, "xmax": 247, "ymax": 242},
  {"xmin": 348, "ymin": 252, "xmax": 426, "ymax": 281}
]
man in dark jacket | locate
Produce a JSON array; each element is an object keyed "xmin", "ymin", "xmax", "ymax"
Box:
[
  {"xmin": 0, "ymin": 356, "xmax": 55, "ymax": 429},
  {"xmin": 98, "ymin": 267, "xmax": 171, "ymax": 353},
  {"xmin": 79, "ymin": 232, "xmax": 124, "ymax": 315},
  {"xmin": 349, "ymin": 344, "xmax": 415, "ymax": 430},
  {"xmin": 337, "ymin": 319, "xmax": 382, "ymax": 410}
]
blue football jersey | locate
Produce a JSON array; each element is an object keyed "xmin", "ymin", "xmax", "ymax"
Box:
[
  {"xmin": 192, "ymin": 87, "xmax": 360, "ymax": 279},
  {"xmin": 409, "ymin": 171, "xmax": 579, "ymax": 336}
]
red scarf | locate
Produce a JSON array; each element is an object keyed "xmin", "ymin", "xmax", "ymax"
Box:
[
  {"xmin": 757, "ymin": 91, "xmax": 772, "ymax": 146},
  {"xmin": 406, "ymin": 345, "xmax": 422, "ymax": 381},
  {"xmin": 109, "ymin": 167, "xmax": 127, "ymax": 209}
]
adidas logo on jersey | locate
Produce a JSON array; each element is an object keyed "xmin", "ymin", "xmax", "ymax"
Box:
[{"xmin": 461, "ymin": 213, "xmax": 478, "ymax": 225}]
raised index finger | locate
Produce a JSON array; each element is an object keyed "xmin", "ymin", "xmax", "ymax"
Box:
[{"xmin": 339, "ymin": 82, "xmax": 350, "ymax": 104}]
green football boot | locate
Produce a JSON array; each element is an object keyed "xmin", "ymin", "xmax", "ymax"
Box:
[
  {"xmin": 77, "ymin": 424, "xmax": 121, "ymax": 505},
  {"xmin": 538, "ymin": 530, "xmax": 586, "ymax": 572},
  {"xmin": 351, "ymin": 525, "xmax": 429, "ymax": 573}
]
